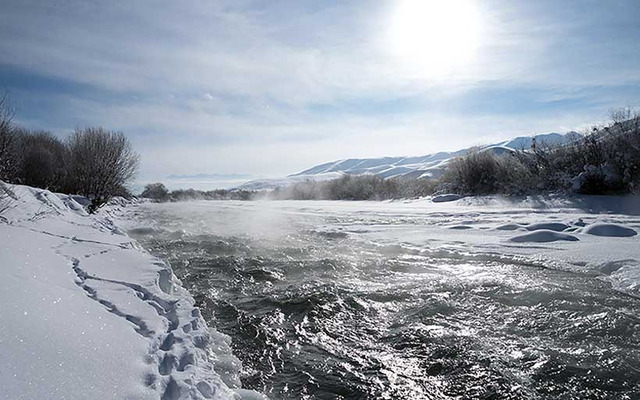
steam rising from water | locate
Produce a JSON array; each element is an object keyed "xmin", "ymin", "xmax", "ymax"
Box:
[{"xmin": 130, "ymin": 200, "xmax": 640, "ymax": 399}]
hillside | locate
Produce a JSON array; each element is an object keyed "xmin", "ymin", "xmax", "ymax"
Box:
[{"xmin": 238, "ymin": 132, "xmax": 579, "ymax": 190}]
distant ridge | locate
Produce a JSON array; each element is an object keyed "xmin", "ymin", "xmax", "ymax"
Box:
[
  {"xmin": 167, "ymin": 173, "xmax": 252, "ymax": 180},
  {"xmin": 237, "ymin": 131, "xmax": 580, "ymax": 190}
]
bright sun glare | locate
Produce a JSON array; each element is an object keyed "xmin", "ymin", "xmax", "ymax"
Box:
[{"xmin": 389, "ymin": 0, "xmax": 482, "ymax": 77}]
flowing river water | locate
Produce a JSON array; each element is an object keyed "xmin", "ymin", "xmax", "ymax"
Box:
[{"xmin": 128, "ymin": 200, "xmax": 640, "ymax": 399}]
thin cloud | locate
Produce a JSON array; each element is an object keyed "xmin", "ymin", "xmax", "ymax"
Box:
[{"xmin": 0, "ymin": 0, "xmax": 639, "ymax": 182}]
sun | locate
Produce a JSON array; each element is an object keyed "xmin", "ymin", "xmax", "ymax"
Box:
[{"xmin": 388, "ymin": 0, "xmax": 482, "ymax": 77}]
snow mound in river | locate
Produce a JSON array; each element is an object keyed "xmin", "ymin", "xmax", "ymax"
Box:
[
  {"xmin": 525, "ymin": 222, "xmax": 570, "ymax": 232},
  {"xmin": 0, "ymin": 182, "xmax": 264, "ymax": 400},
  {"xmin": 584, "ymin": 223, "xmax": 638, "ymax": 237},
  {"xmin": 509, "ymin": 230, "xmax": 580, "ymax": 243},
  {"xmin": 432, "ymin": 194, "xmax": 464, "ymax": 203}
]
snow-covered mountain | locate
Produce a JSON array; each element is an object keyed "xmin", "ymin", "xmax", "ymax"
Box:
[
  {"xmin": 235, "ymin": 172, "xmax": 344, "ymax": 191},
  {"xmin": 238, "ymin": 132, "xmax": 579, "ymax": 190}
]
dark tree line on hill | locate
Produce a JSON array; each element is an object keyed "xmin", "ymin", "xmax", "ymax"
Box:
[{"xmin": 0, "ymin": 92, "xmax": 139, "ymax": 212}]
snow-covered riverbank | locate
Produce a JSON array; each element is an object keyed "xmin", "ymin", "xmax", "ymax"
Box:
[{"xmin": 0, "ymin": 184, "xmax": 264, "ymax": 400}]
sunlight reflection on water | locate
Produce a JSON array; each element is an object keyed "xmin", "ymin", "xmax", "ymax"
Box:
[{"xmin": 130, "ymin": 201, "xmax": 640, "ymax": 399}]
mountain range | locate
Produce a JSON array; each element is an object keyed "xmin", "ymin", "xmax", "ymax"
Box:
[{"xmin": 238, "ymin": 132, "xmax": 580, "ymax": 190}]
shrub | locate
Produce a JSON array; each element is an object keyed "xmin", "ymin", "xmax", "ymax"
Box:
[
  {"xmin": 442, "ymin": 109, "xmax": 640, "ymax": 196},
  {"xmin": 441, "ymin": 149, "xmax": 501, "ymax": 195},
  {"xmin": 141, "ymin": 182, "xmax": 169, "ymax": 200},
  {"xmin": 325, "ymin": 174, "xmax": 386, "ymax": 200},
  {"xmin": 67, "ymin": 127, "xmax": 139, "ymax": 212},
  {"xmin": 14, "ymin": 130, "xmax": 68, "ymax": 191},
  {"xmin": 441, "ymin": 148, "xmax": 540, "ymax": 196},
  {"xmin": 600, "ymin": 112, "xmax": 640, "ymax": 192},
  {"xmin": 267, "ymin": 174, "xmax": 436, "ymax": 200},
  {"xmin": 518, "ymin": 111, "xmax": 639, "ymax": 194},
  {"xmin": 494, "ymin": 153, "xmax": 537, "ymax": 195},
  {"xmin": 393, "ymin": 177, "xmax": 438, "ymax": 198}
]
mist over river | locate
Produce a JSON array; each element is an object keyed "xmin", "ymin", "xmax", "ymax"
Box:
[{"xmin": 128, "ymin": 199, "xmax": 640, "ymax": 399}]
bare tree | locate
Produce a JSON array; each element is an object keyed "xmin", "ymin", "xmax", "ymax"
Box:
[
  {"xmin": 67, "ymin": 127, "xmax": 139, "ymax": 212},
  {"xmin": 14, "ymin": 130, "xmax": 68, "ymax": 190},
  {"xmin": 609, "ymin": 106, "xmax": 635, "ymax": 125},
  {"xmin": 0, "ymin": 91, "xmax": 17, "ymax": 181}
]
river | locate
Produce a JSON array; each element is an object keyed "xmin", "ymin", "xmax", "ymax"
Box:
[{"xmin": 128, "ymin": 199, "xmax": 640, "ymax": 399}]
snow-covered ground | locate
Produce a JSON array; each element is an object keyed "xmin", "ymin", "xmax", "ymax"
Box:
[{"xmin": 0, "ymin": 183, "xmax": 265, "ymax": 400}]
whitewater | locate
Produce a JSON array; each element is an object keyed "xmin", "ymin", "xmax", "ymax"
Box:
[{"xmin": 125, "ymin": 196, "xmax": 640, "ymax": 399}]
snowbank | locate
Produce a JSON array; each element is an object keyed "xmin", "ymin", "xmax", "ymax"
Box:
[
  {"xmin": 0, "ymin": 183, "xmax": 265, "ymax": 400},
  {"xmin": 584, "ymin": 223, "xmax": 638, "ymax": 237},
  {"xmin": 431, "ymin": 194, "xmax": 464, "ymax": 203},
  {"xmin": 509, "ymin": 230, "xmax": 580, "ymax": 243}
]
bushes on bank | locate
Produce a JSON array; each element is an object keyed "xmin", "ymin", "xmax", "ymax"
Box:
[
  {"xmin": 140, "ymin": 175, "xmax": 436, "ymax": 202},
  {"xmin": 440, "ymin": 148, "xmax": 537, "ymax": 195},
  {"xmin": 441, "ymin": 149, "xmax": 500, "ymax": 195},
  {"xmin": 442, "ymin": 110, "xmax": 640, "ymax": 196},
  {"xmin": 66, "ymin": 127, "xmax": 139, "ymax": 210},
  {"xmin": 0, "ymin": 107, "xmax": 139, "ymax": 211},
  {"xmin": 141, "ymin": 182, "xmax": 169, "ymax": 200},
  {"xmin": 15, "ymin": 129, "xmax": 68, "ymax": 191},
  {"xmin": 268, "ymin": 174, "xmax": 437, "ymax": 200},
  {"xmin": 140, "ymin": 183, "xmax": 257, "ymax": 202},
  {"xmin": 281, "ymin": 111, "xmax": 639, "ymax": 199}
]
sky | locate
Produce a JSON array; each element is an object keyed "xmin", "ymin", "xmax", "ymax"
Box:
[{"xmin": 1, "ymin": 0, "xmax": 640, "ymax": 187}]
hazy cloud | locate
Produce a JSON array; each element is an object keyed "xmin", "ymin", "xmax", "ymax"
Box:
[{"xmin": 1, "ymin": 0, "xmax": 639, "ymax": 184}]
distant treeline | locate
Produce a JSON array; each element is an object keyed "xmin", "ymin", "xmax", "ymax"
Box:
[
  {"xmin": 0, "ymin": 92, "xmax": 139, "ymax": 212},
  {"xmin": 141, "ymin": 175, "xmax": 437, "ymax": 202},
  {"xmin": 267, "ymin": 174, "xmax": 437, "ymax": 200},
  {"xmin": 140, "ymin": 182, "xmax": 256, "ymax": 202}
]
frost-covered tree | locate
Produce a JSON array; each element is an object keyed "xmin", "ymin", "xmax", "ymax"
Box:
[{"xmin": 67, "ymin": 127, "xmax": 139, "ymax": 212}]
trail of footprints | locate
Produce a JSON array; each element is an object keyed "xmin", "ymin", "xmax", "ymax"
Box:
[{"xmin": 64, "ymin": 241, "xmax": 215, "ymax": 400}]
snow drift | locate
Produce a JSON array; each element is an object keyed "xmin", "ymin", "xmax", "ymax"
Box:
[{"xmin": 0, "ymin": 183, "xmax": 265, "ymax": 400}]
